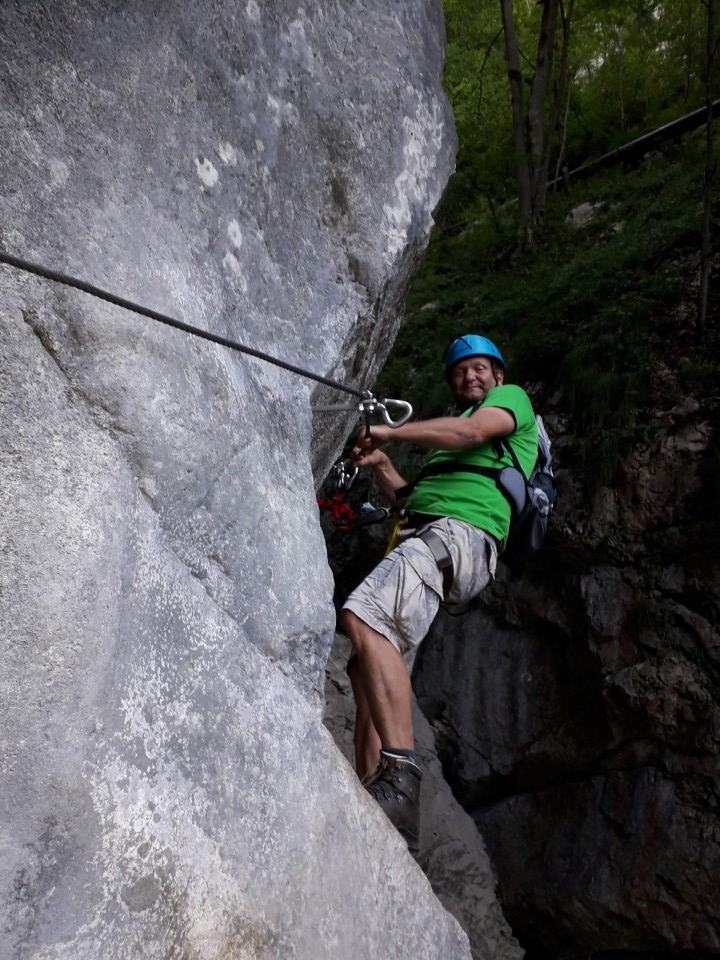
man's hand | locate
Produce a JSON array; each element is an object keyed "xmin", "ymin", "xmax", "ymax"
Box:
[
  {"xmin": 349, "ymin": 445, "xmax": 389, "ymax": 468},
  {"xmin": 348, "ymin": 424, "xmax": 408, "ymax": 505},
  {"xmin": 349, "ymin": 424, "xmax": 392, "ymax": 466}
]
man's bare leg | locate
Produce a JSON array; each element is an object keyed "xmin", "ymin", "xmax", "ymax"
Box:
[
  {"xmin": 342, "ymin": 609, "xmax": 421, "ymax": 853},
  {"xmin": 346, "ymin": 655, "xmax": 382, "ymax": 781},
  {"xmin": 340, "ymin": 609, "xmax": 413, "ymax": 757}
]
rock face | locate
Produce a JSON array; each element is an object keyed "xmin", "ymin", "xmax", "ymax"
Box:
[
  {"xmin": 324, "ymin": 633, "xmax": 524, "ymax": 960},
  {"xmin": 412, "ymin": 405, "xmax": 720, "ymax": 957},
  {"xmin": 0, "ymin": 2, "xmax": 468, "ymax": 957}
]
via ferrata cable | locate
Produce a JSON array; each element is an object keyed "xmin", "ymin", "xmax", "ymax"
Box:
[
  {"xmin": 0, "ymin": 249, "xmax": 366, "ymax": 399},
  {"xmin": 0, "ymin": 248, "xmax": 417, "ymax": 533}
]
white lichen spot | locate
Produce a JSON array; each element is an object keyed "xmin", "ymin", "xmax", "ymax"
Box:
[
  {"xmin": 382, "ymin": 101, "xmax": 445, "ymax": 259},
  {"xmin": 49, "ymin": 158, "xmax": 70, "ymax": 187},
  {"xmin": 288, "ymin": 17, "xmax": 307, "ymax": 48},
  {"xmin": 217, "ymin": 142, "xmax": 238, "ymax": 166},
  {"xmin": 255, "ymin": 138, "xmax": 265, "ymax": 153},
  {"xmin": 138, "ymin": 476, "xmax": 158, "ymax": 501},
  {"xmin": 265, "ymin": 94, "xmax": 297, "ymax": 128},
  {"xmin": 223, "ymin": 252, "xmax": 240, "ymax": 275},
  {"xmin": 227, "ymin": 220, "xmax": 243, "ymax": 249},
  {"xmin": 287, "ymin": 15, "xmax": 315, "ymax": 73},
  {"xmin": 223, "ymin": 252, "xmax": 248, "ymax": 294},
  {"xmin": 266, "ymin": 94, "xmax": 282, "ymax": 127},
  {"xmin": 194, "ymin": 156, "xmax": 219, "ymax": 188},
  {"xmin": 246, "ymin": 0, "xmax": 260, "ymax": 22}
]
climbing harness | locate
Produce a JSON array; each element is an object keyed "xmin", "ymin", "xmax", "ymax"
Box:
[{"xmin": 411, "ymin": 527, "xmax": 454, "ymax": 598}]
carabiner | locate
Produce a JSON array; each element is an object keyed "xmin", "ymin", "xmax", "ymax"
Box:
[
  {"xmin": 379, "ymin": 398, "xmax": 413, "ymax": 428},
  {"xmin": 333, "ymin": 459, "xmax": 358, "ymax": 493},
  {"xmin": 311, "ymin": 392, "xmax": 413, "ymax": 430}
]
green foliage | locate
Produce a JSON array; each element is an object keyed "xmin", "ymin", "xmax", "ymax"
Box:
[
  {"xmin": 374, "ymin": 1, "xmax": 718, "ymax": 497},
  {"xmin": 377, "ymin": 135, "xmax": 719, "ymax": 495},
  {"xmin": 439, "ymin": 0, "xmax": 710, "ymax": 223}
]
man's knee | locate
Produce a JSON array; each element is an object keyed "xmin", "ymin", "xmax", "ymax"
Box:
[
  {"xmin": 341, "ymin": 609, "xmax": 392, "ymax": 659},
  {"xmin": 340, "ymin": 606, "xmax": 356, "ymax": 637},
  {"xmin": 341, "ymin": 608, "xmax": 371, "ymax": 654}
]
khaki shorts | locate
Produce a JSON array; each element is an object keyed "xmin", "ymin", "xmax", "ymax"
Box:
[{"xmin": 342, "ymin": 517, "xmax": 497, "ymax": 664}]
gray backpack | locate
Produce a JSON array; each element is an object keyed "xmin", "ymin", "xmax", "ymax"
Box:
[{"xmin": 496, "ymin": 415, "xmax": 557, "ymax": 577}]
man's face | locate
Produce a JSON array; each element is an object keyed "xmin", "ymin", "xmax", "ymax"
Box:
[{"xmin": 449, "ymin": 355, "xmax": 503, "ymax": 409}]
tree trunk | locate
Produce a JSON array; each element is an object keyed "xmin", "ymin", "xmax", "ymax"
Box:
[
  {"xmin": 547, "ymin": 0, "xmax": 574, "ymax": 197},
  {"xmin": 697, "ymin": 0, "xmax": 717, "ymax": 338},
  {"xmin": 499, "ymin": 0, "xmax": 532, "ymax": 247},
  {"xmin": 553, "ymin": 75, "xmax": 573, "ymax": 192},
  {"xmin": 527, "ymin": 0, "xmax": 560, "ymax": 226}
]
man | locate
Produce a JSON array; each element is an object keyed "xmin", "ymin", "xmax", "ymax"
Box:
[{"xmin": 340, "ymin": 335, "xmax": 537, "ymax": 853}]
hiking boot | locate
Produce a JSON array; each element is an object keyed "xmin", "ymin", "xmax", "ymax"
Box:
[{"xmin": 364, "ymin": 751, "xmax": 421, "ymax": 854}]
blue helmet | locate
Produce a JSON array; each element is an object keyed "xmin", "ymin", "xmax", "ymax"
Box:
[{"xmin": 444, "ymin": 335, "xmax": 506, "ymax": 379}]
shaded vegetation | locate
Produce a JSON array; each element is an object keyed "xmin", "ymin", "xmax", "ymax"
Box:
[
  {"xmin": 376, "ymin": 135, "xmax": 719, "ymax": 494},
  {"xmin": 440, "ymin": 0, "xmax": 712, "ymax": 229},
  {"xmin": 323, "ymin": 0, "xmax": 718, "ymax": 593}
]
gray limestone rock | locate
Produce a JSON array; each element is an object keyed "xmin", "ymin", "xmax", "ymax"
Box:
[
  {"xmin": 0, "ymin": 2, "xmax": 467, "ymax": 957},
  {"xmin": 324, "ymin": 633, "xmax": 525, "ymax": 960},
  {"xmin": 411, "ymin": 403, "xmax": 720, "ymax": 957}
]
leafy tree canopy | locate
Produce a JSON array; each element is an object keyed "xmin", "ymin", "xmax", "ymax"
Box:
[
  {"xmin": 372, "ymin": 0, "xmax": 718, "ymax": 495},
  {"xmin": 441, "ymin": 0, "xmax": 709, "ymax": 227}
]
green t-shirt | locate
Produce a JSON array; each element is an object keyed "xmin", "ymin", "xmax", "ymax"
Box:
[{"xmin": 405, "ymin": 384, "xmax": 537, "ymax": 545}]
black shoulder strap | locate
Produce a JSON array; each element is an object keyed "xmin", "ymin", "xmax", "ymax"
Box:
[
  {"xmin": 498, "ymin": 436, "xmax": 526, "ymax": 478},
  {"xmin": 394, "ymin": 406, "xmax": 529, "ymax": 500},
  {"xmin": 470, "ymin": 400, "xmax": 526, "ymax": 477},
  {"xmin": 394, "ymin": 460, "xmax": 502, "ymax": 501}
]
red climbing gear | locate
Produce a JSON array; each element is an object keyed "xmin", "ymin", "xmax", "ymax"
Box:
[
  {"xmin": 317, "ymin": 460, "xmax": 361, "ymax": 531},
  {"xmin": 316, "ymin": 489, "xmax": 358, "ymax": 531}
]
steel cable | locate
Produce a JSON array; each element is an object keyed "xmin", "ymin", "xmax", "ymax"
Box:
[{"xmin": 0, "ymin": 250, "xmax": 366, "ymax": 399}]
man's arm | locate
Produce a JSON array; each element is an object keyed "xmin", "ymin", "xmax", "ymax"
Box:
[
  {"xmin": 349, "ymin": 405, "xmax": 516, "ymax": 507},
  {"xmin": 362, "ymin": 405, "xmax": 516, "ymax": 452},
  {"xmin": 348, "ymin": 447, "xmax": 409, "ymax": 507}
]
